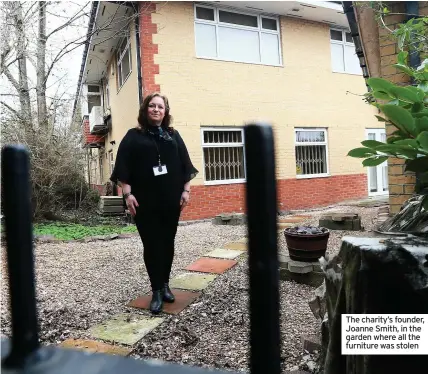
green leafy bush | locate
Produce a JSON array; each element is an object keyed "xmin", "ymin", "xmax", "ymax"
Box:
[
  {"xmin": 348, "ymin": 51, "xmax": 428, "ymax": 209},
  {"xmin": 34, "ymin": 223, "xmax": 137, "ymax": 240}
]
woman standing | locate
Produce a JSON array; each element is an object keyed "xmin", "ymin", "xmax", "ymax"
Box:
[{"xmin": 110, "ymin": 93, "xmax": 198, "ymax": 314}]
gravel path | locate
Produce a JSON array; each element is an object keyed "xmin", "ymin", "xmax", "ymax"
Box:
[{"xmin": 1, "ymin": 203, "xmax": 383, "ymax": 372}]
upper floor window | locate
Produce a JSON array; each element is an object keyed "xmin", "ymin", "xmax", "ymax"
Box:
[
  {"xmin": 87, "ymin": 84, "xmax": 102, "ymax": 114},
  {"xmin": 194, "ymin": 5, "xmax": 281, "ymax": 66},
  {"xmin": 117, "ymin": 34, "xmax": 132, "ymax": 89},
  {"xmin": 330, "ymin": 29, "xmax": 361, "ymax": 75}
]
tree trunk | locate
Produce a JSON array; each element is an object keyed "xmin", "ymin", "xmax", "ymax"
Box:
[
  {"xmin": 10, "ymin": 2, "xmax": 33, "ymax": 130},
  {"xmin": 37, "ymin": 1, "xmax": 47, "ymax": 129}
]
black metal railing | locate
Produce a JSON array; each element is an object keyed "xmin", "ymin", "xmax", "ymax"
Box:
[{"xmin": 1, "ymin": 122, "xmax": 281, "ymax": 374}]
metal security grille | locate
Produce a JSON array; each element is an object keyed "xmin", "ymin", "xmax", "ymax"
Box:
[
  {"xmin": 295, "ymin": 129, "xmax": 328, "ymax": 176},
  {"xmin": 202, "ymin": 129, "xmax": 246, "ymax": 183}
]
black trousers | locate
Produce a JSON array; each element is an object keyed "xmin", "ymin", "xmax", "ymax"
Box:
[{"xmin": 134, "ymin": 206, "xmax": 181, "ymax": 291}]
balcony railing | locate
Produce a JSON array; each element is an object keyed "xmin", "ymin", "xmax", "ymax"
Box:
[{"xmin": 89, "ymin": 106, "xmax": 108, "ymax": 134}]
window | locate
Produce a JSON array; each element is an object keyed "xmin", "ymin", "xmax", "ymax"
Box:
[
  {"xmin": 87, "ymin": 84, "xmax": 102, "ymax": 114},
  {"xmin": 295, "ymin": 129, "xmax": 329, "ymax": 177},
  {"xmin": 117, "ymin": 35, "xmax": 132, "ymax": 88},
  {"xmin": 99, "ymin": 152, "xmax": 104, "ymax": 183},
  {"xmin": 330, "ymin": 29, "xmax": 361, "ymax": 75},
  {"xmin": 105, "ymin": 81, "xmax": 110, "ymax": 109},
  {"xmin": 109, "ymin": 151, "xmax": 114, "ymax": 175},
  {"xmin": 201, "ymin": 128, "xmax": 246, "ymax": 184},
  {"xmin": 194, "ymin": 5, "xmax": 281, "ymax": 65}
]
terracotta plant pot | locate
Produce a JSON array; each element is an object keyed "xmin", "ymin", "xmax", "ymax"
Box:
[{"xmin": 284, "ymin": 226, "xmax": 330, "ymax": 262}]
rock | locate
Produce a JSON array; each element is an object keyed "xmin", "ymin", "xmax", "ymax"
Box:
[
  {"xmin": 301, "ymin": 334, "xmax": 321, "ymax": 353},
  {"xmin": 321, "ymin": 235, "xmax": 428, "ymax": 374},
  {"xmin": 319, "ymin": 212, "xmax": 362, "ymax": 231},
  {"xmin": 378, "ymin": 194, "xmax": 428, "ymax": 233},
  {"xmin": 35, "ymin": 235, "xmax": 57, "ymax": 243},
  {"xmin": 308, "ymin": 281, "xmax": 326, "ymax": 320},
  {"xmin": 103, "ymin": 234, "xmax": 119, "ymax": 241}
]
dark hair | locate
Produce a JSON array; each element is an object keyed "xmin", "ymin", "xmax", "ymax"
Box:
[{"xmin": 137, "ymin": 92, "xmax": 173, "ymax": 131}]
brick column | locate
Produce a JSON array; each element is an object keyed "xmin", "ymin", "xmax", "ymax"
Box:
[
  {"xmin": 139, "ymin": 2, "xmax": 160, "ymax": 95},
  {"xmin": 378, "ymin": 2, "xmax": 416, "ymax": 213}
]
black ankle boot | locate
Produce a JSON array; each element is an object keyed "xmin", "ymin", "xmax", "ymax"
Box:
[
  {"xmin": 150, "ymin": 290, "xmax": 163, "ymax": 314},
  {"xmin": 163, "ymin": 283, "xmax": 175, "ymax": 303}
]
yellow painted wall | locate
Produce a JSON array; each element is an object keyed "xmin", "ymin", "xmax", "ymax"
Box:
[
  {"xmin": 151, "ymin": 2, "xmax": 382, "ymax": 186},
  {"xmin": 100, "ymin": 20, "xmax": 140, "ymax": 183}
]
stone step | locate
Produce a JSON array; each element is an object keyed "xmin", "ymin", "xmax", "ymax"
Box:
[
  {"xmin": 169, "ymin": 273, "xmax": 217, "ymax": 291},
  {"xmin": 222, "ymin": 242, "xmax": 247, "ymax": 251},
  {"xmin": 185, "ymin": 257, "xmax": 237, "ymax": 274},
  {"xmin": 205, "ymin": 248, "xmax": 245, "ymax": 260},
  {"xmin": 127, "ymin": 290, "xmax": 201, "ymax": 315},
  {"xmin": 90, "ymin": 314, "xmax": 164, "ymax": 346},
  {"xmin": 59, "ymin": 339, "xmax": 131, "ymax": 356}
]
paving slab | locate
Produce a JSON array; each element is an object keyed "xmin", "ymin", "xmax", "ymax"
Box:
[
  {"xmin": 223, "ymin": 242, "xmax": 247, "ymax": 251},
  {"xmin": 185, "ymin": 257, "xmax": 237, "ymax": 274},
  {"xmin": 236, "ymin": 237, "xmax": 248, "ymax": 243},
  {"xmin": 278, "ymin": 216, "xmax": 310, "ymax": 223},
  {"xmin": 170, "ymin": 273, "xmax": 217, "ymax": 291},
  {"xmin": 127, "ymin": 290, "xmax": 201, "ymax": 315},
  {"xmin": 278, "ymin": 222, "xmax": 295, "ymax": 229},
  {"xmin": 59, "ymin": 339, "xmax": 131, "ymax": 356},
  {"xmin": 90, "ymin": 314, "xmax": 164, "ymax": 345},
  {"xmin": 205, "ymin": 248, "xmax": 244, "ymax": 260}
]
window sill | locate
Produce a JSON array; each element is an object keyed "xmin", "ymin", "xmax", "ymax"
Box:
[
  {"xmin": 332, "ymin": 71, "xmax": 362, "ymax": 77},
  {"xmin": 116, "ymin": 71, "xmax": 132, "ymax": 94},
  {"xmin": 296, "ymin": 174, "xmax": 330, "ymax": 179},
  {"xmin": 196, "ymin": 56, "xmax": 283, "ymax": 68},
  {"xmin": 204, "ymin": 178, "xmax": 246, "ymax": 186}
]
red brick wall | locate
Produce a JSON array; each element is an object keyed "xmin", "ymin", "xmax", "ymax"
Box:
[
  {"xmin": 90, "ymin": 184, "xmax": 105, "ymax": 195},
  {"xmin": 181, "ymin": 174, "xmax": 367, "ymax": 220},
  {"xmin": 82, "ymin": 117, "xmax": 104, "ymax": 146},
  {"xmin": 139, "ymin": 2, "xmax": 160, "ymax": 95}
]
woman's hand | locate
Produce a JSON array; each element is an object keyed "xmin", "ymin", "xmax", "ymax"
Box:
[
  {"xmin": 125, "ymin": 194, "xmax": 139, "ymax": 216},
  {"xmin": 180, "ymin": 191, "xmax": 190, "ymax": 210}
]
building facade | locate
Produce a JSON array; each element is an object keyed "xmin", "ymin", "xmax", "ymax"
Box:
[{"xmin": 76, "ymin": 1, "xmax": 384, "ymax": 220}]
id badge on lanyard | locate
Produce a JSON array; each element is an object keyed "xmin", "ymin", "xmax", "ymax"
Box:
[{"xmin": 153, "ymin": 163, "xmax": 168, "ymax": 176}]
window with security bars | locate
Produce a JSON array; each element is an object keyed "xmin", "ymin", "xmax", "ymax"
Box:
[
  {"xmin": 295, "ymin": 129, "xmax": 329, "ymax": 177},
  {"xmin": 201, "ymin": 129, "xmax": 246, "ymax": 183}
]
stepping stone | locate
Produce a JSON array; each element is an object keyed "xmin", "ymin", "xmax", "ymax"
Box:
[
  {"xmin": 223, "ymin": 242, "xmax": 247, "ymax": 251},
  {"xmin": 236, "ymin": 237, "xmax": 248, "ymax": 243},
  {"xmin": 185, "ymin": 257, "xmax": 237, "ymax": 274},
  {"xmin": 170, "ymin": 273, "xmax": 217, "ymax": 291},
  {"xmin": 279, "ymin": 215, "xmax": 311, "ymax": 223},
  {"xmin": 127, "ymin": 290, "xmax": 201, "ymax": 315},
  {"xmin": 278, "ymin": 222, "xmax": 294, "ymax": 229},
  {"xmin": 90, "ymin": 313, "xmax": 164, "ymax": 346},
  {"xmin": 59, "ymin": 339, "xmax": 131, "ymax": 356},
  {"xmin": 205, "ymin": 248, "xmax": 244, "ymax": 260}
]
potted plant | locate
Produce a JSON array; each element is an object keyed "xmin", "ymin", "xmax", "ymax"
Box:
[{"xmin": 284, "ymin": 226, "xmax": 330, "ymax": 262}]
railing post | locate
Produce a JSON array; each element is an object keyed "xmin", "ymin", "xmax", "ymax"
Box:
[
  {"xmin": 245, "ymin": 123, "xmax": 281, "ymax": 374},
  {"xmin": 2, "ymin": 145, "xmax": 40, "ymax": 368}
]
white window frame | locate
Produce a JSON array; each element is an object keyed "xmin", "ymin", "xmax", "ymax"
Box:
[
  {"xmin": 86, "ymin": 84, "xmax": 103, "ymax": 115},
  {"xmin": 108, "ymin": 150, "xmax": 114, "ymax": 176},
  {"xmin": 116, "ymin": 33, "xmax": 132, "ymax": 90},
  {"xmin": 194, "ymin": 4, "xmax": 283, "ymax": 67},
  {"xmin": 330, "ymin": 28, "xmax": 361, "ymax": 75},
  {"xmin": 201, "ymin": 127, "xmax": 246, "ymax": 185},
  {"xmin": 105, "ymin": 80, "xmax": 110, "ymax": 109},
  {"xmin": 295, "ymin": 128, "xmax": 329, "ymax": 179}
]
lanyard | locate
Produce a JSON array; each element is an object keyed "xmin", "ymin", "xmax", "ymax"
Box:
[{"xmin": 149, "ymin": 136, "xmax": 163, "ymax": 171}]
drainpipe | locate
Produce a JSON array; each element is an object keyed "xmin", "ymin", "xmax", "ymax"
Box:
[
  {"xmin": 405, "ymin": 2, "xmax": 421, "ymax": 73},
  {"xmin": 134, "ymin": 3, "xmax": 143, "ymax": 106},
  {"xmin": 405, "ymin": 2, "xmax": 426, "ymax": 193},
  {"xmin": 342, "ymin": 2, "xmax": 370, "ymax": 88}
]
